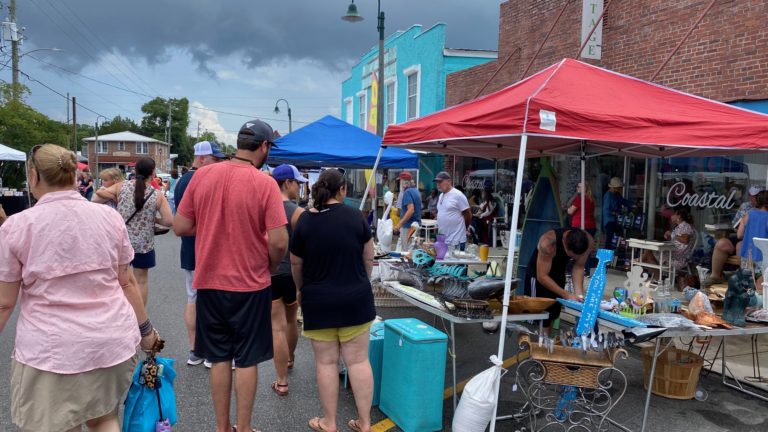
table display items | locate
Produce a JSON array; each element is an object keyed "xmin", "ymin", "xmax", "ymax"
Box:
[
  {"xmin": 376, "ymin": 191, "xmax": 395, "ymax": 252},
  {"xmin": 746, "ymin": 238, "xmax": 768, "ymax": 323},
  {"xmin": 514, "ymin": 333, "xmax": 629, "ymax": 432},
  {"xmin": 723, "ymin": 268, "xmax": 755, "ymax": 326}
]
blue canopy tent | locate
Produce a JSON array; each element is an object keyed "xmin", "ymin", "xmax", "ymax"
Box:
[{"xmin": 268, "ymin": 115, "xmax": 418, "ymax": 169}]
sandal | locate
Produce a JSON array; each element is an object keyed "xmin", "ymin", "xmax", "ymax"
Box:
[
  {"xmin": 309, "ymin": 417, "xmax": 334, "ymax": 432},
  {"xmin": 232, "ymin": 426, "xmax": 261, "ymax": 432},
  {"xmin": 271, "ymin": 380, "xmax": 289, "ymax": 396},
  {"xmin": 287, "ymin": 356, "xmax": 295, "ymax": 370},
  {"xmin": 347, "ymin": 419, "xmax": 363, "ymax": 432}
]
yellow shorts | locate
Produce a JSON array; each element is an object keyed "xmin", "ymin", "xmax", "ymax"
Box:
[{"xmin": 303, "ymin": 321, "xmax": 373, "ymax": 343}]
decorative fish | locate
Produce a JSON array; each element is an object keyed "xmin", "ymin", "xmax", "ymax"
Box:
[{"xmin": 467, "ymin": 277, "xmax": 506, "ymax": 300}]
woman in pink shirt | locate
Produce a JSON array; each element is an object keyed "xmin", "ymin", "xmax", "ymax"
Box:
[{"xmin": 0, "ymin": 144, "xmax": 161, "ymax": 432}]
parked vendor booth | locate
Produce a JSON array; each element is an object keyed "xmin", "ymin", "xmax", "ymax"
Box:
[
  {"xmin": 0, "ymin": 143, "xmax": 31, "ymax": 215},
  {"xmin": 382, "ymin": 58, "xmax": 768, "ymax": 431}
]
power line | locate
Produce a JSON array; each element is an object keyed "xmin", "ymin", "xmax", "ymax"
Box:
[
  {"xmin": 27, "ymin": 0, "xmax": 146, "ymax": 99},
  {"xmin": 45, "ymin": 0, "xmax": 160, "ymax": 97},
  {"xmin": 26, "ymin": 54, "xmax": 155, "ymax": 98},
  {"xmin": 26, "ymin": 55, "xmax": 310, "ymax": 124},
  {"xmin": 18, "ymin": 69, "xmax": 110, "ymax": 118}
]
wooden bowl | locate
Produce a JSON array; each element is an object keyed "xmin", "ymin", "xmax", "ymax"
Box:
[{"xmin": 508, "ymin": 296, "xmax": 556, "ymax": 314}]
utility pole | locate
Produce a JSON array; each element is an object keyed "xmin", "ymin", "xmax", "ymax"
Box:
[
  {"xmin": 9, "ymin": 0, "xmax": 19, "ymax": 101},
  {"xmin": 71, "ymin": 96, "xmax": 77, "ymax": 153},
  {"xmin": 66, "ymin": 92, "xmax": 70, "ymax": 148},
  {"xmin": 166, "ymin": 99, "xmax": 172, "ymax": 147}
]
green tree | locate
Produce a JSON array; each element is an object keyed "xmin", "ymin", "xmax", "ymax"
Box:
[
  {"xmin": 98, "ymin": 115, "xmax": 141, "ymax": 135},
  {"xmin": 140, "ymin": 97, "xmax": 192, "ymax": 166}
]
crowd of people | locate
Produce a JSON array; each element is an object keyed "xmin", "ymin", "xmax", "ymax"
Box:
[{"xmin": 0, "ymin": 120, "xmax": 378, "ymax": 432}]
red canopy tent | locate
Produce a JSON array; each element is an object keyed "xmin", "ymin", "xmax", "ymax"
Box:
[
  {"xmin": 381, "ymin": 58, "xmax": 768, "ymax": 431},
  {"xmin": 383, "ymin": 58, "xmax": 768, "ymax": 158}
]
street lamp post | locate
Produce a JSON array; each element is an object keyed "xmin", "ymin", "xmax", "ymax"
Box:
[
  {"xmin": 343, "ymin": 0, "xmax": 386, "ymax": 214},
  {"xmin": 273, "ymin": 98, "xmax": 292, "ymax": 133},
  {"xmin": 342, "ymin": 0, "xmax": 385, "ymax": 137}
]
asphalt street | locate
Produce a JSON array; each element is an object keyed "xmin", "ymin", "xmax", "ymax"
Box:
[{"xmin": 2, "ymin": 234, "xmax": 768, "ymax": 431}]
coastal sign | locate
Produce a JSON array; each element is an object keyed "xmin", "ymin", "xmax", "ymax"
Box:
[{"xmin": 666, "ymin": 181, "xmax": 738, "ymax": 209}]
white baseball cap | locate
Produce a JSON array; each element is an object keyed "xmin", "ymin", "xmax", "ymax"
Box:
[
  {"xmin": 193, "ymin": 141, "xmax": 227, "ymax": 158},
  {"xmin": 749, "ymin": 186, "xmax": 764, "ymax": 196}
]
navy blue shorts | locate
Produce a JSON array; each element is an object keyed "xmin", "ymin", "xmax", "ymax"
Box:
[
  {"xmin": 195, "ymin": 288, "xmax": 273, "ymax": 368},
  {"xmin": 131, "ymin": 250, "xmax": 156, "ymax": 269}
]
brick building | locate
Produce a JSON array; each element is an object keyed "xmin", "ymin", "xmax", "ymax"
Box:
[
  {"xmin": 81, "ymin": 131, "xmax": 171, "ymax": 175},
  {"xmin": 444, "ymin": 0, "xmax": 768, "ymax": 247},
  {"xmin": 447, "ymin": 0, "xmax": 768, "ymax": 107}
]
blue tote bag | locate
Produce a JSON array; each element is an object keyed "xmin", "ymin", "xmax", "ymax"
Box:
[{"xmin": 122, "ymin": 355, "xmax": 178, "ymax": 432}]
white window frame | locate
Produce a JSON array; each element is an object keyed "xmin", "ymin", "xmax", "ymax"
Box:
[
  {"xmin": 385, "ymin": 77, "xmax": 397, "ymax": 125},
  {"xmin": 357, "ymin": 90, "xmax": 367, "ymax": 129},
  {"xmin": 81, "ymin": 143, "xmax": 88, "ymax": 156},
  {"xmin": 136, "ymin": 142, "xmax": 148, "ymax": 154},
  {"xmin": 344, "ymin": 97, "xmax": 353, "ymax": 124},
  {"xmin": 404, "ymin": 64, "xmax": 421, "ymax": 120},
  {"xmin": 97, "ymin": 141, "xmax": 108, "ymax": 154},
  {"xmin": 117, "ymin": 141, "xmax": 126, "ymax": 151}
]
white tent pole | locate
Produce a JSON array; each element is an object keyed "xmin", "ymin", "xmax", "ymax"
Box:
[
  {"xmin": 580, "ymin": 142, "xmax": 585, "ymax": 229},
  {"xmin": 359, "ymin": 146, "xmax": 385, "ymax": 211},
  {"xmin": 489, "ymin": 134, "xmax": 528, "ymax": 432}
]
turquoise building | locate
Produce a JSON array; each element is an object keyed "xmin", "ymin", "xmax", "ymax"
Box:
[{"xmin": 341, "ymin": 23, "xmax": 496, "ymax": 132}]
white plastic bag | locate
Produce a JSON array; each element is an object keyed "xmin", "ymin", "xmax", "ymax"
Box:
[
  {"xmin": 377, "ymin": 192, "xmax": 394, "ymax": 252},
  {"xmin": 452, "ymin": 356, "xmax": 503, "ymax": 432}
]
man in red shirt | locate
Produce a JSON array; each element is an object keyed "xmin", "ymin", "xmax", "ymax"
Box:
[{"xmin": 174, "ymin": 119, "xmax": 288, "ymax": 432}]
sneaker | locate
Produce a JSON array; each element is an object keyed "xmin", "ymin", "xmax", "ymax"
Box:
[
  {"xmin": 702, "ymin": 275, "xmax": 725, "ymax": 287},
  {"xmin": 187, "ymin": 351, "xmax": 204, "ymax": 366},
  {"xmin": 204, "ymin": 359, "xmax": 236, "ymax": 370}
]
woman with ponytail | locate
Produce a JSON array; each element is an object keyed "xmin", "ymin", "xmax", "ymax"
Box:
[
  {"xmin": 290, "ymin": 169, "xmax": 376, "ymax": 432},
  {"xmin": 0, "ymin": 144, "xmax": 161, "ymax": 432},
  {"xmin": 94, "ymin": 156, "xmax": 173, "ymax": 304}
]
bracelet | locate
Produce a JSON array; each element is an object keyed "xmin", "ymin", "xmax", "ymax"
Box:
[{"xmin": 139, "ymin": 319, "xmax": 154, "ymax": 337}]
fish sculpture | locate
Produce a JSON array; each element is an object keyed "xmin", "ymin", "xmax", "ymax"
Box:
[{"xmin": 467, "ymin": 277, "xmax": 506, "ymax": 300}]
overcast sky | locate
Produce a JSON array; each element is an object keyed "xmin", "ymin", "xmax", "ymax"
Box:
[{"xmin": 3, "ymin": 0, "xmax": 502, "ymax": 145}]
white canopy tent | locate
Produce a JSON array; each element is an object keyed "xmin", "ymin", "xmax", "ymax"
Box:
[{"xmin": 0, "ymin": 143, "xmax": 30, "ymax": 206}]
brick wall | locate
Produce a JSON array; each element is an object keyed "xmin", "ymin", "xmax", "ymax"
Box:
[{"xmin": 447, "ymin": 0, "xmax": 768, "ymax": 106}]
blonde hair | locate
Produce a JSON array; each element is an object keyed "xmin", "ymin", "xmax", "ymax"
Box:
[
  {"xmin": 99, "ymin": 167, "xmax": 123, "ymax": 182},
  {"xmin": 28, "ymin": 144, "xmax": 77, "ymax": 188}
]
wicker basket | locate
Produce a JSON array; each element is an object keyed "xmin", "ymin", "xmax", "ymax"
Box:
[
  {"xmin": 371, "ymin": 282, "xmax": 414, "ymax": 308},
  {"xmin": 519, "ymin": 335, "xmax": 623, "ymax": 389},
  {"xmin": 641, "ymin": 346, "xmax": 703, "ymax": 399}
]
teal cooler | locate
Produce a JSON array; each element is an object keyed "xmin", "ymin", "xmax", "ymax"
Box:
[
  {"xmin": 369, "ymin": 322, "xmax": 385, "ymax": 406},
  {"xmin": 380, "ymin": 318, "xmax": 447, "ymax": 432}
]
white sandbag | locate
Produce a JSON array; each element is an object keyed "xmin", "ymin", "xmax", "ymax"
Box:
[
  {"xmin": 377, "ymin": 192, "xmax": 395, "ymax": 252},
  {"xmin": 452, "ymin": 356, "xmax": 503, "ymax": 432}
]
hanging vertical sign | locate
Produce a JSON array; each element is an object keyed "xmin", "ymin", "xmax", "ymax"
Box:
[
  {"xmin": 580, "ymin": 0, "xmax": 603, "ymax": 60},
  {"xmin": 368, "ymin": 72, "xmax": 379, "ymax": 134}
]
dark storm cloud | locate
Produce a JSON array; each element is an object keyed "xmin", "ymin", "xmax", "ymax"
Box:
[{"xmin": 18, "ymin": 0, "xmax": 501, "ymax": 72}]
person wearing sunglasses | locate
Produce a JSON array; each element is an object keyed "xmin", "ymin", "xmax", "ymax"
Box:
[{"xmin": 0, "ymin": 144, "xmax": 161, "ymax": 432}]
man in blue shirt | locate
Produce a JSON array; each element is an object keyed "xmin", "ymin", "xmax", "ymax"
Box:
[
  {"xmin": 602, "ymin": 177, "xmax": 633, "ymax": 249},
  {"xmin": 395, "ymin": 172, "xmax": 422, "ymax": 250},
  {"xmin": 174, "ymin": 140, "xmax": 227, "ymax": 366}
]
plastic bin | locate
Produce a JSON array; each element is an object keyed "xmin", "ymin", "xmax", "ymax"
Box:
[
  {"xmin": 369, "ymin": 322, "xmax": 385, "ymax": 406},
  {"xmin": 380, "ymin": 318, "xmax": 447, "ymax": 432}
]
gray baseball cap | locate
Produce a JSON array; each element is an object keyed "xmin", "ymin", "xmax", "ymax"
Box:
[{"xmin": 434, "ymin": 171, "xmax": 451, "ymax": 182}]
